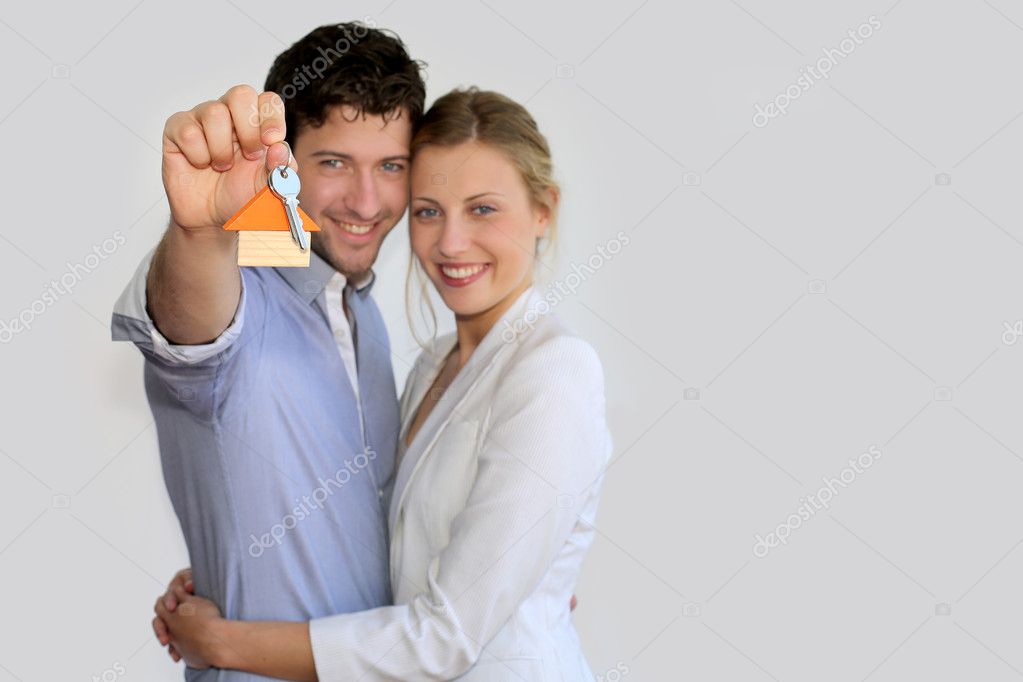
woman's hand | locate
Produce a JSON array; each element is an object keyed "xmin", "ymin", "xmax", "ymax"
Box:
[{"xmin": 154, "ymin": 593, "xmax": 226, "ymax": 670}]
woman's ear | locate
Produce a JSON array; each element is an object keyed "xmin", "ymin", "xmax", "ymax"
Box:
[{"xmin": 534, "ymin": 186, "xmax": 559, "ymax": 237}]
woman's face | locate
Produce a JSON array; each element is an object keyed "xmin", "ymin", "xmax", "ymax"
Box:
[{"xmin": 410, "ymin": 141, "xmax": 550, "ymax": 320}]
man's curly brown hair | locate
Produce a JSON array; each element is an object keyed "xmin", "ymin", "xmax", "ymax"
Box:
[{"xmin": 264, "ymin": 22, "xmax": 426, "ymax": 146}]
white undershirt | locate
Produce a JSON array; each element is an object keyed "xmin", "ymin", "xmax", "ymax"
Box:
[{"xmin": 323, "ymin": 272, "xmax": 361, "ymax": 406}]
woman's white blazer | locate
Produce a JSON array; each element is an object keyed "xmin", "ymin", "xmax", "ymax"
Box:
[{"xmin": 310, "ymin": 286, "xmax": 613, "ymax": 681}]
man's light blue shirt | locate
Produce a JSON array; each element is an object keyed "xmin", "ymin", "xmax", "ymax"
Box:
[{"xmin": 112, "ymin": 250, "xmax": 400, "ymax": 681}]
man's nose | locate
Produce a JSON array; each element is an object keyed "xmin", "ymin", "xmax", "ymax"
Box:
[{"xmin": 345, "ymin": 170, "xmax": 382, "ymax": 221}]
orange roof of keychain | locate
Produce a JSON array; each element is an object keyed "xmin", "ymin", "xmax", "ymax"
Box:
[{"xmin": 223, "ymin": 165, "xmax": 321, "ymax": 267}]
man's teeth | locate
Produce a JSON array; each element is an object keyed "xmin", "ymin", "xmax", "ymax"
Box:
[
  {"xmin": 441, "ymin": 264, "xmax": 486, "ymax": 279},
  {"xmin": 341, "ymin": 223, "xmax": 372, "ymax": 235}
]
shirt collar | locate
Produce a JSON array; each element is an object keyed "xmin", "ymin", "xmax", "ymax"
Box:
[{"xmin": 274, "ymin": 250, "xmax": 375, "ymax": 304}]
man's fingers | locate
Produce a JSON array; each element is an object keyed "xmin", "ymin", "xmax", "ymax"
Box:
[
  {"xmin": 252, "ymin": 90, "xmax": 292, "ymax": 173},
  {"xmin": 172, "ymin": 582, "xmax": 191, "ymax": 606},
  {"xmin": 193, "ymin": 100, "xmax": 236, "ymax": 171},
  {"xmin": 221, "ymin": 85, "xmax": 263, "ymax": 160},
  {"xmin": 172, "ymin": 567, "xmax": 193, "ymax": 589},
  {"xmin": 163, "ymin": 588, "xmax": 178, "ymax": 612},
  {"xmin": 257, "ymin": 91, "xmax": 286, "ymax": 147},
  {"xmin": 570, "ymin": 594, "xmax": 578, "ymax": 611},
  {"xmin": 164, "ymin": 566, "xmax": 194, "ymax": 611},
  {"xmin": 264, "ymin": 140, "xmax": 295, "ymax": 173},
  {"xmin": 164, "ymin": 111, "xmax": 212, "ymax": 169},
  {"xmin": 152, "ymin": 616, "xmax": 170, "ymax": 646},
  {"xmin": 169, "ymin": 644, "xmax": 182, "ymax": 663}
]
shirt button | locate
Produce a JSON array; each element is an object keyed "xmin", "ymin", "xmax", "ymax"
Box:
[{"xmin": 378, "ymin": 489, "xmax": 384, "ymax": 498}]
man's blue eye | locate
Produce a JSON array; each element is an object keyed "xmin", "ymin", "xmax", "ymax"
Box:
[
  {"xmin": 382, "ymin": 162, "xmax": 404, "ymax": 172},
  {"xmin": 321, "ymin": 159, "xmax": 344, "ymax": 169}
]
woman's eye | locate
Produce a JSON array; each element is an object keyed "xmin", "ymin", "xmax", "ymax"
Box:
[
  {"xmin": 471, "ymin": 205, "xmax": 496, "ymax": 216},
  {"xmin": 414, "ymin": 207, "xmax": 439, "ymax": 219}
]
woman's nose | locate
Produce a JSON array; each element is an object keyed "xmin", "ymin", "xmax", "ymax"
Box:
[{"xmin": 437, "ymin": 217, "xmax": 471, "ymax": 257}]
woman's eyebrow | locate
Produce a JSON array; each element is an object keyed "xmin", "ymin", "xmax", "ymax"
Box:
[
  {"xmin": 463, "ymin": 192, "xmax": 504, "ymax": 202},
  {"xmin": 412, "ymin": 192, "xmax": 505, "ymax": 204}
]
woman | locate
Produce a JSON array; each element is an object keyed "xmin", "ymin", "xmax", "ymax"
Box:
[{"xmin": 158, "ymin": 87, "xmax": 612, "ymax": 681}]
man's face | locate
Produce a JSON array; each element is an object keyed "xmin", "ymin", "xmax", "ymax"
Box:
[{"xmin": 292, "ymin": 105, "xmax": 412, "ymax": 279}]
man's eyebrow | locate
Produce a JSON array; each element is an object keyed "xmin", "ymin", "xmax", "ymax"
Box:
[
  {"xmin": 310, "ymin": 150, "xmax": 352, "ymax": 159},
  {"xmin": 309, "ymin": 150, "xmax": 410, "ymax": 162}
]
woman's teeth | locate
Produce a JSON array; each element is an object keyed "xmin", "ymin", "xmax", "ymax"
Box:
[
  {"xmin": 341, "ymin": 223, "xmax": 372, "ymax": 235},
  {"xmin": 441, "ymin": 264, "xmax": 486, "ymax": 279}
]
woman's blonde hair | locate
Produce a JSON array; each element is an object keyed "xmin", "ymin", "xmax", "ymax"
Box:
[{"xmin": 405, "ymin": 87, "xmax": 560, "ymax": 346}]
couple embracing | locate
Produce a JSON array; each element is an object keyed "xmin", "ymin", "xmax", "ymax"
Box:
[{"xmin": 113, "ymin": 22, "xmax": 611, "ymax": 681}]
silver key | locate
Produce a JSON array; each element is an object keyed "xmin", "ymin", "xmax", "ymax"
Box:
[{"xmin": 268, "ymin": 166, "xmax": 309, "ymax": 251}]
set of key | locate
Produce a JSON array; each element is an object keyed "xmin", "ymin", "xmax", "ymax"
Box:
[{"xmin": 268, "ymin": 165, "xmax": 309, "ymax": 251}]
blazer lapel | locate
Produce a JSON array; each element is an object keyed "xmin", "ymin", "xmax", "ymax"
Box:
[
  {"xmin": 387, "ymin": 287, "xmax": 541, "ymax": 536},
  {"xmin": 388, "ymin": 333, "xmax": 455, "ymax": 532}
]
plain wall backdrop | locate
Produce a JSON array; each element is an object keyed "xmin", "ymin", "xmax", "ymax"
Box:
[{"xmin": 1, "ymin": 1, "xmax": 1022, "ymax": 680}]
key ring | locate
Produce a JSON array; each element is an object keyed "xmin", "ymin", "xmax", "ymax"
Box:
[{"xmin": 276, "ymin": 140, "xmax": 292, "ymax": 178}]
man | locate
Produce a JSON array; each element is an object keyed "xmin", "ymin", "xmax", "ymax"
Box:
[{"xmin": 112, "ymin": 22, "xmax": 425, "ymax": 680}]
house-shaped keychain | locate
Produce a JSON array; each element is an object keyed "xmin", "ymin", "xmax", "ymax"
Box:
[{"xmin": 223, "ymin": 166, "xmax": 321, "ymax": 267}]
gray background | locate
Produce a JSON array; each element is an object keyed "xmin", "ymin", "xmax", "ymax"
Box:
[{"xmin": 0, "ymin": 1, "xmax": 1021, "ymax": 680}]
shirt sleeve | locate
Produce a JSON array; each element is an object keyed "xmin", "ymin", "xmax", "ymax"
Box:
[
  {"xmin": 308, "ymin": 334, "xmax": 612, "ymax": 681},
  {"xmin": 110, "ymin": 247, "xmax": 248, "ymax": 367}
]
